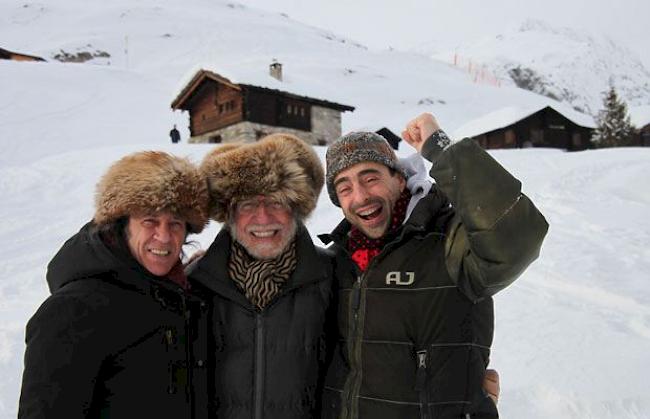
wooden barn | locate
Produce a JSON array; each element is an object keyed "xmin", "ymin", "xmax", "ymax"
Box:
[
  {"xmin": 453, "ymin": 105, "xmax": 595, "ymax": 151},
  {"xmin": 375, "ymin": 127, "xmax": 402, "ymax": 150},
  {"xmin": 638, "ymin": 124, "xmax": 650, "ymax": 147},
  {"xmin": 0, "ymin": 47, "xmax": 45, "ymax": 62},
  {"xmin": 171, "ymin": 64, "xmax": 354, "ymax": 145},
  {"xmin": 630, "ymin": 106, "xmax": 650, "ymax": 147}
]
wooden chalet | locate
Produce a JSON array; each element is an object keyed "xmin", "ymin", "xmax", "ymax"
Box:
[
  {"xmin": 630, "ymin": 106, "xmax": 650, "ymax": 147},
  {"xmin": 171, "ymin": 65, "xmax": 354, "ymax": 145},
  {"xmin": 454, "ymin": 105, "xmax": 595, "ymax": 151},
  {"xmin": 638, "ymin": 123, "xmax": 650, "ymax": 146},
  {"xmin": 0, "ymin": 47, "xmax": 45, "ymax": 62}
]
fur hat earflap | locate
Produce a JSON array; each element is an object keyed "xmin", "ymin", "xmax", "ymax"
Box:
[
  {"xmin": 201, "ymin": 134, "xmax": 324, "ymax": 222},
  {"xmin": 94, "ymin": 151, "xmax": 209, "ymax": 233}
]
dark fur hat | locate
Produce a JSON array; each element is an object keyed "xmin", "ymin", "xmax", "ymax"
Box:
[
  {"xmin": 200, "ymin": 134, "xmax": 324, "ymax": 222},
  {"xmin": 94, "ymin": 151, "xmax": 209, "ymax": 233}
]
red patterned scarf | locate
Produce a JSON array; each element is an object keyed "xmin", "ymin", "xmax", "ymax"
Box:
[{"xmin": 348, "ymin": 188, "xmax": 411, "ymax": 271}]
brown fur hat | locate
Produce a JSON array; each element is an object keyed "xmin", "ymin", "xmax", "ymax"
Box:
[
  {"xmin": 200, "ymin": 134, "xmax": 324, "ymax": 222},
  {"xmin": 94, "ymin": 151, "xmax": 209, "ymax": 233}
]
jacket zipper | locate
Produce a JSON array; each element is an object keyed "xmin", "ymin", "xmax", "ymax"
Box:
[
  {"xmin": 165, "ymin": 327, "xmax": 177, "ymax": 395},
  {"xmin": 254, "ymin": 313, "xmax": 265, "ymax": 419},
  {"xmin": 415, "ymin": 350, "xmax": 430, "ymax": 419},
  {"xmin": 341, "ymin": 227, "xmax": 423, "ymax": 419},
  {"xmin": 181, "ymin": 294, "xmax": 196, "ymax": 419},
  {"xmin": 345, "ymin": 275, "xmax": 362, "ymax": 419}
]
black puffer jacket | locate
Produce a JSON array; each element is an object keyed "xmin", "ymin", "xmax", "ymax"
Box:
[
  {"xmin": 18, "ymin": 223, "xmax": 211, "ymax": 419},
  {"xmin": 320, "ymin": 137, "xmax": 549, "ymax": 419},
  {"xmin": 188, "ymin": 224, "xmax": 336, "ymax": 419}
]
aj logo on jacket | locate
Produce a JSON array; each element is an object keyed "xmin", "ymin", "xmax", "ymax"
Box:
[{"xmin": 385, "ymin": 271, "xmax": 415, "ymax": 286}]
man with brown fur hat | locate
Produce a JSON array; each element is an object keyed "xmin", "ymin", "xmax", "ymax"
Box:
[
  {"xmin": 19, "ymin": 151, "xmax": 211, "ymax": 419},
  {"xmin": 189, "ymin": 133, "xmax": 335, "ymax": 419}
]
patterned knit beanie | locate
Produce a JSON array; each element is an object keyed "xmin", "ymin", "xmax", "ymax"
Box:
[{"xmin": 326, "ymin": 131, "xmax": 406, "ymax": 206}]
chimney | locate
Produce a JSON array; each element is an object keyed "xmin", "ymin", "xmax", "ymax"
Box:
[{"xmin": 270, "ymin": 61, "xmax": 282, "ymax": 81}]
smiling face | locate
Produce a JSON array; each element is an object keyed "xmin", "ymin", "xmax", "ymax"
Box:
[
  {"xmin": 334, "ymin": 162, "xmax": 406, "ymax": 239},
  {"xmin": 230, "ymin": 195, "xmax": 296, "ymax": 260},
  {"xmin": 126, "ymin": 212, "xmax": 186, "ymax": 276}
]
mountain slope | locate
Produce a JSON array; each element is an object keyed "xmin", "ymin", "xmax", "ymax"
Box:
[{"xmin": 428, "ymin": 19, "xmax": 650, "ymax": 115}]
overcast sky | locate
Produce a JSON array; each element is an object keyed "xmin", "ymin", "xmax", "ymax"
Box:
[{"xmin": 237, "ymin": 0, "xmax": 650, "ymax": 66}]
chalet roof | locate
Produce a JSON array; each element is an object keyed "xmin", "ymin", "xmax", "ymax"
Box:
[
  {"xmin": 171, "ymin": 65, "xmax": 354, "ymax": 112},
  {"xmin": 452, "ymin": 104, "xmax": 595, "ymax": 140},
  {"xmin": 0, "ymin": 47, "xmax": 46, "ymax": 62},
  {"xmin": 629, "ymin": 106, "xmax": 650, "ymax": 128}
]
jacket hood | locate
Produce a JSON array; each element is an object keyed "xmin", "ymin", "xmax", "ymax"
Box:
[{"xmin": 46, "ymin": 222, "xmax": 154, "ymax": 293}]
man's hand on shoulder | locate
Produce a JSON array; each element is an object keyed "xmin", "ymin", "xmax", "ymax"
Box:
[{"xmin": 484, "ymin": 369, "xmax": 500, "ymax": 405}]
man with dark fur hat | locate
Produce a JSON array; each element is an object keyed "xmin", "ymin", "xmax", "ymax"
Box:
[
  {"xmin": 190, "ymin": 134, "xmax": 335, "ymax": 419},
  {"xmin": 320, "ymin": 113, "xmax": 549, "ymax": 419},
  {"xmin": 19, "ymin": 151, "xmax": 211, "ymax": 419}
]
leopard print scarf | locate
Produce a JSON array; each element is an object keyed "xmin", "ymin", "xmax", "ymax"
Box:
[{"xmin": 228, "ymin": 239, "xmax": 297, "ymax": 310}]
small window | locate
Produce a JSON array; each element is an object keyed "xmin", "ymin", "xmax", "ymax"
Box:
[{"xmin": 209, "ymin": 135, "xmax": 222, "ymax": 143}]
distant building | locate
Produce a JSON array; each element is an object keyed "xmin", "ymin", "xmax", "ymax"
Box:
[
  {"xmin": 0, "ymin": 47, "xmax": 45, "ymax": 62},
  {"xmin": 375, "ymin": 127, "xmax": 401, "ymax": 150},
  {"xmin": 629, "ymin": 106, "xmax": 650, "ymax": 147},
  {"xmin": 171, "ymin": 63, "xmax": 354, "ymax": 145},
  {"xmin": 352, "ymin": 126, "xmax": 401, "ymax": 150},
  {"xmin": 453, "ymin": 105, "xmax": 595, "ymax": 151}
]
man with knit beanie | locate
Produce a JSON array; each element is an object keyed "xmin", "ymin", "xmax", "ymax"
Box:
[
  {"xmin": 320, "ymin": 113, "xmax": 549, "ymax": 419},
  {"xmin": 19, "ymin": 151, "xmax": 211, "ymax": 419},
  {"xmin": 189, "ymin": 133, "xmax": 335, "ymax": 419}
]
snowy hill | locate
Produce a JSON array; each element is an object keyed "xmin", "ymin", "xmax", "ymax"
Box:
[
  {"xmin": 2, "ymin": 1, "xmax": 650, "ymax": 418},
  {"xmin": 1, "ymin": 0, "xmax": 592, "ymax": 157},
  {"xmin": 427, "ymin": 19, "xmax": 650, "ymax": 116}
]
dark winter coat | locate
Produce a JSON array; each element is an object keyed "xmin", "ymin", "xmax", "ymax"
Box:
[
  {"xmin": 320, "ymin": 137, "xmax": 549, "ymax": 419},
  {"xmin": 188, "ymin": 224, "xmax": 336, "ymax": 419},
  {"xmin": 170, "ymin": 128, "xmax": 181, "ymax": 143},
  {"xmin": 18, "ymin": 223, "xmax": 211, "ymax": 419}
]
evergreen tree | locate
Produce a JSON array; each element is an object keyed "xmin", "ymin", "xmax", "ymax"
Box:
[{"xmin": 591, "ymin": 86, "xmax": 636, "ymax": 147}]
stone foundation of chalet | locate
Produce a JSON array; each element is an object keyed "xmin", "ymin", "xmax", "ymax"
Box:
[{"xmin": 189, "ymin": 105, "xmax": 342, "ymax": 145}]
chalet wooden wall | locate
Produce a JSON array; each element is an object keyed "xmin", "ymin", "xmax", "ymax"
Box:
[
  {"xmin": 638, "ymin": 125, "xmax": 650, "ymax": 146},
  {"xmin": 474, "ymin": 108, "xmax": 592, "ymax": 151},
  {"xmin": 188, "ymin": 81, "xmax": 243, "ymax": 136},
  {"xmin": 245, "ymin": 89, "xmax": 311, "ymax": 131}
]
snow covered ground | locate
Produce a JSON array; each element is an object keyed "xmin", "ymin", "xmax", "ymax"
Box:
[{"xmin": 2, "ymin": 0, "xmax": 650, "ymax": 417}]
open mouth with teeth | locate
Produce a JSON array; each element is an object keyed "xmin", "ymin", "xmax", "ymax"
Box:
[
  {"xmin": 249, "ymin": 229, "xmax": 281, "ymax": 239},
  {"xmin": 148, "ymin": 248, "xmax": 171, "ymax": 256},
  {"xmin": 357, "ymin": 204, "xmax": 383, "ymax": 221}
]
